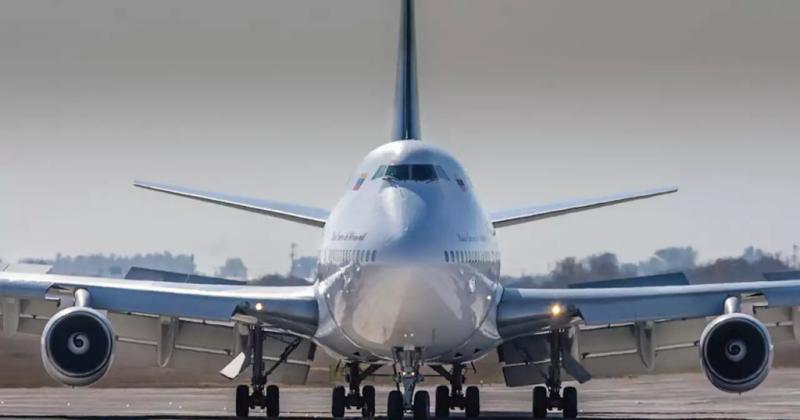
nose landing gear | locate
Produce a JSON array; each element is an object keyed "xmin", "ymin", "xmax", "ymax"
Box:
[{"xmin": 387, "ymin": 347, "xmax": 428, "ymax": 420}]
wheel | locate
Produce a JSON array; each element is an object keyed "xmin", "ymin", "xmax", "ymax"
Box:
[
  {"xmin": 362, "ymin": 385, "xmax": 376, "ymax": 418},
  {"xmin": 532, "ymin": 386, "xmax": 547, "ymax": 419},
  {"xmin": 266, "ymin": 385, "xmax": 280, "ymax": 418},
  {"xmin": 332, "ymin": 385, "xmax": 346, "ymax": 418},
  {"xmin": 388, "ymin": 390, "xmax": 405, "ymax": 420},
  {"xmin": 413, "ymin": 390, "xmax": 430, "ymax": 420},
  {"xmin": 435, "ymin": 385, "xmax": 450, "ymax": 418},
  {"xmin": 465, "ymin": 386, "xmax": 480, "ymax": 418},
  {"xmin": 562, "ymin": 387, "xmax": 577, "ymax": 419},
  {"xmin": 236, "ymin": 385, "xmax": 250, "ymax": 418}
]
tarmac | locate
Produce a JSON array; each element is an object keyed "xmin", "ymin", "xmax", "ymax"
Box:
[{"xmin": 2, "ymin": 369, "xmax": 800, "ymax": 419}]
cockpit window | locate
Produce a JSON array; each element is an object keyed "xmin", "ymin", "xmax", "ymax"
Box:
[
  {"xmin": 410, "ymin": 164, "xmax": 437, "ymax": 181},
  {"xmin": 372, "ymin": 165, "xmax": 387, "ymax": 180},
  {"xmin": 385, "ymin": 165, "xmax": 411, "ymax": 180},
  {"xmin": 379, "ymin": 164, "xmax": 442, "ymax": 182},
  {"xmin": 435, "ymin": 165, "xmax": 451, "ymax": 181}
]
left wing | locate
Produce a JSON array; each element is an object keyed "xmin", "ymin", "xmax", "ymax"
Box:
[
  {"xmin": 489, "ymin": 186, "xmax": 677, "ymax": 228},
  {"xmin": 497, "ymin": 278, "xmax": 800, "ymax": 339},
  {"xmin": 496, "ymin": 277, "xmax": 800, "ymax": 388}
]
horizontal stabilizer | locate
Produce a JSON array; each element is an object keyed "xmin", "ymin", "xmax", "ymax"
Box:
[
  {"xmin": 569, "ymin": 272, "xmax": 689, "ymax": 289},
  {"xmin": 134, "ymin": 180, "xmax": 329, "ymax": 228},
  {"xmin": 490, "ymin": 186, "xmax": 677, "ymax": 228},
  {"xmin": 125, "ymin": 267, "xmax": 246, "ymax": 285},
  {"xmin": 764, "ymin": 271, "xmax": 800, "ymax": 281}
]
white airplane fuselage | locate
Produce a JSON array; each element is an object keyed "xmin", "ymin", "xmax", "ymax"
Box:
[{"xmin": 313, "ymin": 140, "xmax": 503, "ymax": 364}]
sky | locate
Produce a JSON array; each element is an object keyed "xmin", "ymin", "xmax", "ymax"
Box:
[{"xmin": 1, "ymin": 0, "xmax": 799, "ymax": 277}]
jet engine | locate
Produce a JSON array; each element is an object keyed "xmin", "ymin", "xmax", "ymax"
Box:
[
  {"xmin": 699, "ymin": 312, "xmax": 772, "ymax": 393},
  {"xmin": 41, "ymin": 306, "xmax": 115, "ymax": 386}
]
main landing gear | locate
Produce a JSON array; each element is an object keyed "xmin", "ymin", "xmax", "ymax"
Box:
[
  {"xmin": 430, "ymin": 364, "xmax": 480, "ymax": 418},
  {"xmin": 331, "ymin": 362, "xmax": 382, "ymax": 418},
  {"xmin": 532, "ymin": 328, "xmax": 578, "ymax": 419},
  {"xmin": 235, "ymin": 327, "xmax": 302, "ymax": 418}
]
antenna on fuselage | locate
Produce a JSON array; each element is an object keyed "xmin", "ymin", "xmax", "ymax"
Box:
[{"xmin": 392, "ymin": 0, "xmax": 421, "ymax": 141}]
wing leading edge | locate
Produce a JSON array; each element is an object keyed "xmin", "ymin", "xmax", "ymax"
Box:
[
  {"xmin": 0, "ymin": 271, "xmax": 319, "ymax": 337},
  {"xmin": 134, "ymin": 180, "xmax": 329, "ymax": 228},
  {"xmin": 490, "ymin": 186, "xmax": 678, "ymax": 228}
]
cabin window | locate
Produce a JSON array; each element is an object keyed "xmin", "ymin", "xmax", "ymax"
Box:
[{"xmin": 444, "ymin": 251, "xmax": 449, "ymax": 263}]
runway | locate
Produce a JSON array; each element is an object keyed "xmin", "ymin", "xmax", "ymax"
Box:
[{"xmin": 2, "ymin": 369, "xmax": 800, "ymax": 419}]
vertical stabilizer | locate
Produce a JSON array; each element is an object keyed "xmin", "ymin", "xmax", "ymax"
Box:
[{"xmin": 392, "ymin": 0, "xmax": 421, "ymax": 141}]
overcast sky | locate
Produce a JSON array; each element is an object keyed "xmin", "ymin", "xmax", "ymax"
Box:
[{"xmin": 1, "ymin": 0, "xmax": 798, "ymax": 276}]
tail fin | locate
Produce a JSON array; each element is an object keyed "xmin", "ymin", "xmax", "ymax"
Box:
[{"xmin": 392, "ymin": 0, "xmax": 421, "ymax": 141}]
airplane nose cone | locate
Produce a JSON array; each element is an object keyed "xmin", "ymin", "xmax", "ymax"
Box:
[
  {"xmin": 323, "ymin": 264, "xmax": 496, "ymax": 360},
  {"xmin": 375, "ymin": 186, "xmax": 445, "ymax": 261}
]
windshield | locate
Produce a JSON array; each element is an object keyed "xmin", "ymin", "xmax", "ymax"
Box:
[{"xmin": 376, "ymin": 164, "xmax": 445, "ymax": 182}]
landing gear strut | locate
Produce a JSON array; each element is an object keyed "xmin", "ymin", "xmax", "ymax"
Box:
[
  {"xmin": 388, "ymin": 347, "xmax": 428, "ymax": 420},
  {"xmin": 430, "ymin": 364, "xmax": 480, "ymax": 418},
  {"xmin": 331, "ymin": 362, "xmax": 381, "ymax": 418},
  {"xmin": 532, "ymin": 328, "xmax": 578, "ymax": 419},
  {"xmin": 235, "ymin": 327, "xmax": 282, "ymax": 418}
]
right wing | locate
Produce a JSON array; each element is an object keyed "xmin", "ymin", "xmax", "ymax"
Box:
[{"xmin": 134, "ymin": 180, "xmax": 329, "ymax": 228}]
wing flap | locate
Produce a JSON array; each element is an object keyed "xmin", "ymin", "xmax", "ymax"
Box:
[
  {"xmin": 490, "ymin": 186, "xmax": 677, "ymax": 228},
  {"xmin": 134, "ymin": 180, "xmax": 329, "ymax": 228}
]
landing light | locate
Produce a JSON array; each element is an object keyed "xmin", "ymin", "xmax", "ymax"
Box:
[
  {"xmin": 550, "ymin": 303, "xmax": 563, "ymax": 317},
  {"xmin": 255, "ymin": 302, "xmax": 264, "ymax": 311}
]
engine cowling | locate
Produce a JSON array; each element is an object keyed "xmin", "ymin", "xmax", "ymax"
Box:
[
  {"xmin": 699, "ymin": 312, "xmax": 772, "ymax": 393},
  {"xmin": 41, "ymin": 306, "xmax": 115, "ymax": 387}
]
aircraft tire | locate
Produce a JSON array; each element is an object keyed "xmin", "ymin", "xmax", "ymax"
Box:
[
  {"xmin": 332, "ymin": 385, "xmax": 346, "ymax": 418},
  {"xmin": 266, "ymin": 385, "xmax": 280, "ymax": 418},
  {"xmin": 532, "ymin": 386, "xmax": 547, "ymax": 419},
  {"xmin": 413, "ymin": 390, "xmax": 430, "ymax": 420},
  {"xmin": 465, "ymin": 386, "xmax": 480, "ymax": 418},
  {"xmin": 236, "ymin": 385, "xmax": 250, "ymax": 418},
  {"xmin": 362, "ymin": 385, "xmax": 376, "ymax": 418},
  {"xmin": 388, "ymin": 390, "xmax": 404, "ymax": 420},
  {"xmin": 435, "ymin": 385, "xmax": 450, "ymax": 418},
  {"xmin": 562, "ymin": 386, "xmax": 578, "ymax": 419}
]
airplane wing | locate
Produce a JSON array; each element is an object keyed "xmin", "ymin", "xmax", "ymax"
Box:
[
  {"xmin": 134, "ymin": 180, "xmax": 329, "ymax": 228},
  {"xmin": 495, "ymin": 277, "xmax": 800, "ymax": 386},
  {"xmin": 0, "ymin": 270, "xmax": 319, "ymax": 383},
  {"xmin": 489, "ymin": 186, "xmax": 678, "ymax": 228}
]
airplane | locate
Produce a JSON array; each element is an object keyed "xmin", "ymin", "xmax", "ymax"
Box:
[{"xmin": 2, "ymin": 0, "xmax": 800, "ymax": 419}]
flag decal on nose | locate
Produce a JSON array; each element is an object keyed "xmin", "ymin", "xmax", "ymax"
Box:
[{"xmin": 353, "ymin": 173, "xmax": 368, "ymax": 191}]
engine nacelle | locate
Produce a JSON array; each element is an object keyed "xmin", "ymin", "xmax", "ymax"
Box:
[
  {"xmin": 41, "ymin": 306, "xmax": 115, "ymax": 387},
  {"xmin": 699, "ymin": 312, "xmax": 773, "ymax": 393}
]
